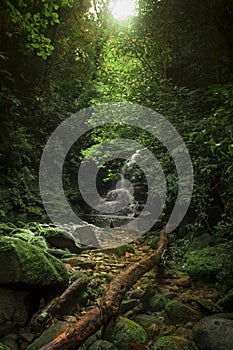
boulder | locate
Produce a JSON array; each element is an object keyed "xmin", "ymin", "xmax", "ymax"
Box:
[
  {"xmin": 102, "ymin": 316, "xmax": 147, "ymax": 350},
  {"xmin": 164, "ymin": 301, "xmax": 201, "ymax": 325},
  {"xmin": 152, "ymin": 336, "xmax": 197, "ymax": 350},
  {"xmin": 37, "ymin": 228, "xmax": 82, "ymax": 254},
  {"xmin": 0, "ymin": 288, "xmax": 33, "ymax": 337},
  {"xmin": 26, "ymin": 321, "xmax": 70, "ymax": 350},
  {"xmin": 192, "ymin": 314, "xmax": 233, "ymax": 350},
  {"xmin": 148, "ymin": 294, "xmax": 168, "ymax": 312},
  {"xmin": 0, "ymin": 237, "xmax": 68, "ymax": 290}
]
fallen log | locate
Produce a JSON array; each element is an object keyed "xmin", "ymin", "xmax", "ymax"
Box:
[
  {"xmin": 27, "ymin": 277, "xmax": 87, "ymax": 334},
  {"xmin": 39, "ymin": 228, "xmax": 168, "ymax": 350}
]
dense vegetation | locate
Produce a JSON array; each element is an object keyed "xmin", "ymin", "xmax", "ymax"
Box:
[{"xmin": 0, "ymin": 0, "xmax": 232, "ymax": 242}]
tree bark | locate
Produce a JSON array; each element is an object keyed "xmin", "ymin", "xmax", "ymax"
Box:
[{"xmin": 39, "ymin": 229, "xmax": 168, "ymax": 350}]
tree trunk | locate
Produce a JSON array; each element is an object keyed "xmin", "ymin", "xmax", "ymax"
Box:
[{"xmin": 39, "ymin": 228, "xmax": 168, "ymax": 350}]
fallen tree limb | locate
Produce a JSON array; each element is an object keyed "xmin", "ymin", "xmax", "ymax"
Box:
[
  {"xmin": 27, "ymin": 277, "xmax": 87, "ymax": 334},
  {"xmin": 39, "ymin": 228, "xmax": 168, "ymax": 350}
]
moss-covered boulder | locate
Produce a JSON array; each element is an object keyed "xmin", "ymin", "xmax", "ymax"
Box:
[
  {"xmin": 0, "ymin": 237, "xmax": 68, "ymax": 289},
  {"xmin": 148, "ymin": 294, "xmax": 168, "ymax": 312},
  {"xmin": 152, "ymin": 336, "xmax": 197, "ymax": 350},
  {"xmin": 102, "ymin": 316, "xmax": 147, "ymax": 350},
  {"xmin": 130, "ymin": 314, "xmax": 162, "ymax": 329},
  {"xmin": 105, "ymin": 244, "xmax": 134, "ymax": 257},
  {"xmin": 36, "ymin": 228, "xmax": 82, "ymax": 254},
  {"xmin": 164, "ymin": 301, "xmax": 201, "ymax": 325},
  {"xmin": 87, "ymin": 340, "xmax": 118, "ymax": 350},
  {"xmin": 185, "ymin": 242, "xmax": 233, "ymax": 282},
  {"xmin": 26, "ymin": 321, "xmax": 70, "ymax": 350}
]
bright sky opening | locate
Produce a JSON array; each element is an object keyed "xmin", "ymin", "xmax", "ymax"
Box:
[{"xmin": 110, "ymin": 0, "xmax": 137, "ymax": 20}]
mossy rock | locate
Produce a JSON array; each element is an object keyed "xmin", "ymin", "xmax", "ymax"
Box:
[
  {"xmin": 164, "ymin": 301, "xmax": 201, "ymax": 325},
  {"xmin": 87, "ymin": 340, "xmax": 118, "ymax": 350},
  {"xmin": 37, "ymin": 228, "xmax": 82, "ymax": 254},
  {"xmin": 110, "ymin": 244, "xmax": 134, "ymax": 257},
  {"xmin": 131, "ymin": 314, "xmax": 162, "ymax": 328},
  {"xmin": 0, "ymin": 237, "xmax": 68, "ymax": 289},
  {"xmin": 152, "ymin": 336, "xmax": 197, "ymax": 350},
  {"xmin": 148, "ymin": 294, "xmax": 168, "ymax": 312},
  {"xmin": 26, "ymin": 321, "xmax": 70, "ymax": 350},
  {"xmin": 102, "ymin": 316, "xmax": 147, "ymax": 350},
  {"xmin": 185, "ymin": 242, "xmax": 233, "ymax": 282}
]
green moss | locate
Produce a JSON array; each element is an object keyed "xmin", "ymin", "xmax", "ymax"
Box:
[
  {"xmin": 164, "ymin": 301, "xmax": 201, "ymax": 325},
  {"xmin": 148, "ymin": 294, "xmax": 168, "ymax": 312},
  {"xmin": 113, "ymin": 244, "xmax": 134, "ymax": 257},
  {"xmin": 0, "ymin": 237, "xmax": 68, "ymax": 288},
  {"xmin": 0, "ymin": 223, "xmax": 15, "ymax": 236},
  {"xmin": 103, "ymin": 316, "xmax": 147, "ymax": 350},
  {"xmin": 152, "ymin": 336, "xmax": 197, "ymax": 350},
  {"xmin": 26, "ymin": 321, "xmax": 70, "ymax": 350},
  {"xmin": 87, "ymin": 340, "xmax": 118, "ymax": 350},
  {"xmin": 185, "ymin": 243, "xmax": 233, "ymax": 282}
]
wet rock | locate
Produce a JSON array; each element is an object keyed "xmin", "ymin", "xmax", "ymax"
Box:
[
  {"xmin": 152, "ymin": 336, "xmax": 197, "ymax": 350},
  {"xmin": 192, "ymin": 314, "xmax": 233, "ymax": 350},
  {"xmin": 102, "ymin": 316, "xmax": 147, "ymax": 350},
  {"xmin": 164, "ymin": 301, "xmax": 201, "ymax": 325},
  {"xmin": 147, "ymin": 294, "xmax": 168, "ymax": 312},
  {"xmin": 0, "ymin": 288, "xmax": 32, "ymax": 337},
  {"xmin": 26, "ymin": 321, "xmax": 70, "ymax": 350},
  {"xmin": 87, "ymin": 340, "xmax": 118, "ymax": 350},
  {"xmin": 37, "ymin": 228, "xmax": 82, "ymax": 254},
  {"xmin": 0, "ymin": 237, "xmax": 69, "ymax": 290}
]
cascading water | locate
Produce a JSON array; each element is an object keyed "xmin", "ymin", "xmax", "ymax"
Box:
[{"xmin": 93, "ymin": 151, "xmax": 145, "ymax": 227}]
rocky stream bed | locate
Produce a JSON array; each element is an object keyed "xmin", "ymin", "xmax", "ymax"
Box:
[{"xmin": 0, "ymin": 222, "xmax": 233, "ymax": 350}]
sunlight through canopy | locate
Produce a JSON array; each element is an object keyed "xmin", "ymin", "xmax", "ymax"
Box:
[{"xmin": 110, "ymin": 0, "xmax": 137, "ymax": 20}]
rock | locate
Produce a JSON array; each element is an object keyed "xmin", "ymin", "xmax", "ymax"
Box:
[
  {"xmin": 0, "ymin": 288, "xmax": 32, "ymax": 337},
  {"xmin": 37, "ymin": 228, "xmax": 82, "ymax": 254},
  {"xmin": 62, "ymin": 256, "xmax": 96, "ymax": 268},
  {"xmin": 174, "ymin": 327, "xmax": 192, "ymax": 339},
  {"xmin": 87, "ymin": 340, "xmax": 118, "ymax": 350},
  {"xmin": 217, "ymin": 288, "xmax": 233, "ymax": 312},
  {"xmin": 0, "ymin": 237, "xmax": 69, "ymax": 290},
  {"xmin": 102, "ymin": 316, "xmax": 147, "ymax": 350},
  {"xmin": 119, "ymin": 299, "xmax": 141, "ymax": 313},
  {"xmin": 130, "ymin": 314, "xmax": 162, "ymax": 329},
  {"xmin": 0, "ymin": 333, "xmax": 18, "ymax": 350},
  {"xmin": 152, "ymin": 336, "xmax": 197, "ymax": 350},
  {"xmin": 175, "ymin": 276, "xmax": 191, "ymax": 288},
  {"xmin": 147, "ymin": 294, "xmax": 168, "ymax": 312},
  {"xmin": 185, "ymin": 242, "xmax": 233, "ymax": 282},
  {"xmin": 164, "ymin": 301, "xmax": 201, "ymax": 325},
  {"xmin": 192, "ymin": 314, "xmax": 233, "ymax": 350},
  {"xmin": 26, "ymin": 321, "xmax": 70, "ymax": 350},
  {"xmin": 188, "ymin": 233, "xmax": 214, "ymax": 250},
  {"xmin": 103, "ymin": 244, "xmax": 134, "ymax": 257}
]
